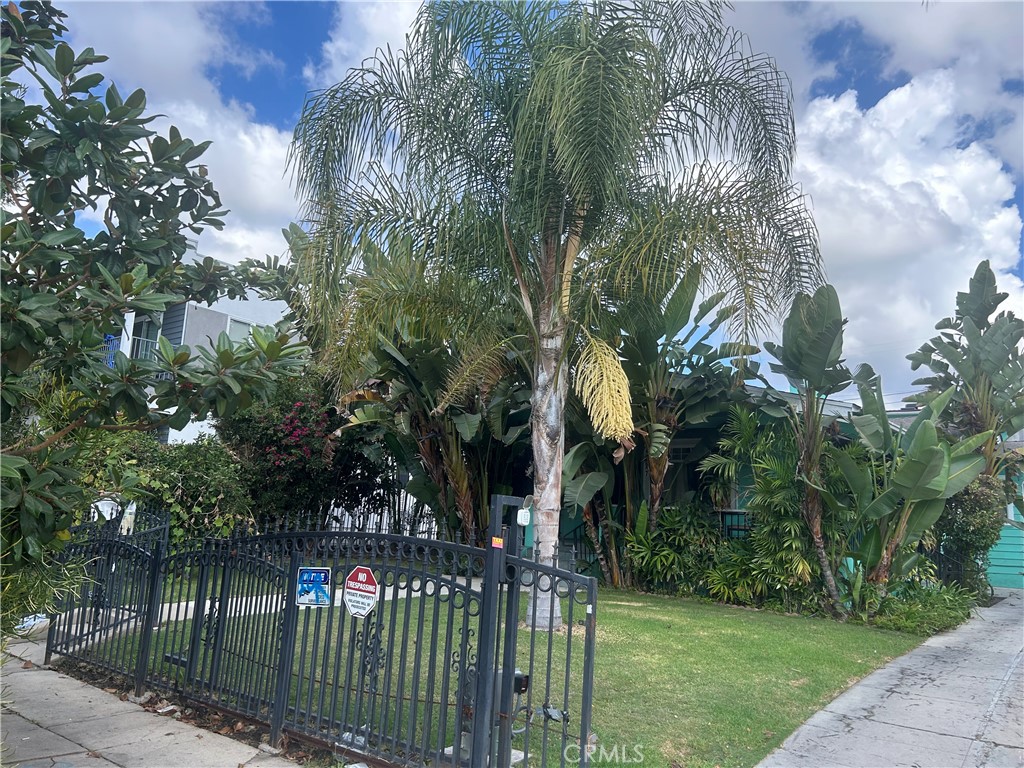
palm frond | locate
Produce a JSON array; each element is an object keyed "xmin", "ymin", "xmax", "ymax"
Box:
[{"xmin": 435, "ymin": 333, "xmax": 527, "ymax": 414}]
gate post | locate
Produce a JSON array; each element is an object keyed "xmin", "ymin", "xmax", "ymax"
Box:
[
  {"xmin": 496, "ymin": 508, "xmax": 521, "ymax": 767},
  {"xmin": 134, "ymin": 540, "xmax": 164, "ymax": 697},
  {"xmin": 579, "ymin": 576, "xmax": 598, "ymax": 768},
  {"xmin": 270, "ymin": 548, "xmax": 300, "ymax": 747},
  {"xmin": 471, "ymin": 507, "xmax": 506, "ymax": 764}
]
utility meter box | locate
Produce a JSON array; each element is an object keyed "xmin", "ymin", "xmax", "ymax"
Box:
[{"xmin": 517, "ymin": 494, "xmax": 533, "ymax": 527}]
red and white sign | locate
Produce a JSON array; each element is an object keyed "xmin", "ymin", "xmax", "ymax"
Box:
[{"xmin": 343, "ymin": 566, "xmax": 379, "ymax": 618}]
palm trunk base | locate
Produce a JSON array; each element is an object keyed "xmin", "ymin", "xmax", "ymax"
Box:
[{"xmin": 525, "ymin": 585, "xmax": 563, "ymax": 631}]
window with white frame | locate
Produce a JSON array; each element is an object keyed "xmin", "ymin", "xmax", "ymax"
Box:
[{"xmin": 227, "ymin": 318, "xmax": 252, "ymax": 343}]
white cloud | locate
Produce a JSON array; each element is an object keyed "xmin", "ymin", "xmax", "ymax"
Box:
[
  {"xmin": 303, "ymin": 1, "xmax": 421, "ymax": 89},
  {"xmin": 794, "ymin": 73, "xmax": 1023, "ymax": 400},
  {"xmin": 728, "ymin": 3, "xmax": 1022, "ymax": 404},
  {"xmin": 62, "ymin": 2, "xmax": 296, "ymax": 265}
]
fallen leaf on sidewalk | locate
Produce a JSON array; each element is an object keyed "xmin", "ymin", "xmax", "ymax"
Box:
[
  {"xmin": 21, "ymin": 660, "xmax": 33, "ymax": 669},
  {"xmin": 87, "ymin": 751, "xmax": 102, "ymax": 758}
]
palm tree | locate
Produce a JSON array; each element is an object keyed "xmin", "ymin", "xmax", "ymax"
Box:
[{"xmin": 290, "ymin": 0, "xmax": 821, "ymax": 628}]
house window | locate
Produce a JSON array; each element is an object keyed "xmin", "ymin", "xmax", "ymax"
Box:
[
  {"xmin": 130, "ymin": 314, "xmax": 161, "ymax": 361},
  {"xmin": 227, "ymin": 318, "xmax": 252, "ymax": 344}
]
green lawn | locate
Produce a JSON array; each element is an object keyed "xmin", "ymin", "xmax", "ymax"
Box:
[
  {"xmin": 588, "ymin": 590, "xmax": 920, "ymax": 767},
  {"xmin": 69, "ymin": 585, "xmax": 920, "ymax": 768}
]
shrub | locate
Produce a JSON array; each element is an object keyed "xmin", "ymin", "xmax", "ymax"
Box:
[
  {"xmin": 933, "ymin": 475, "xmax": 1007, "ymax": 594},
  {"xmin": 873, "ymin": 581, "xmax": 975, "ymax": 636},
  {"xmin": 215, "ymin": 373, "xmax": 397, "ymax": 531},
  {"xmin": 705, "ymin": 540, "xmax": 758, "ymax": 605},
  {"xmin": 146, "ymin": 437, "xmax": 254, "ymax": 546},
  {"xmin": 627, "ymin": 502, "xmax": 722, "ymax": 594}
]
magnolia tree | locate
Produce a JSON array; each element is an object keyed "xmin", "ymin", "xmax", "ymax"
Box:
[{"xmin": 0, "ymin": 1, "xmax": 304, "ymax": 593}]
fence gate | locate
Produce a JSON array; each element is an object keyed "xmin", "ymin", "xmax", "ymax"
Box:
[
  {"xmin": 47, "ymin": 506, "xmax": 597, "ymax": 767},
  {"xmin": 144, "ymin": 543, "xmax": 290, "ymax": 722},
  {"xmin": 46, "ymin": 537, "xmax": 161, "ymax": 687}
]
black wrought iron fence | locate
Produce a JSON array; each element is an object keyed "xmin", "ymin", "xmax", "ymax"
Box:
[
  {"xmin": 47, "ymin": 501, "xmax": 597, "ymax": 767},
  {"xmin": 73, "ymin": 500, "xmax": 170, "ymax": 551}
]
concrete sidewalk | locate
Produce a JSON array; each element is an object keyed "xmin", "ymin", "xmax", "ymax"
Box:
[
  {"xmin": 759, "ymin": 588, "xmax": 1024, "ymax": 768},
  {"xmin": 1, "ymin": 638, "xmax": 296, "ymax": 768}
]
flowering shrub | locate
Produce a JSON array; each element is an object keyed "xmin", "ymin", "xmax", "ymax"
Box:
[{"xmin": 215, "ymin": 375, "xmax": 395, "ymax": 529}]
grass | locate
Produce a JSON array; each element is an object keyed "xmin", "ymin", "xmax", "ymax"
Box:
[
  {"xmin": 588, "ymin": 590, "xmax": 920, "ymax": 767},
  {"xmin": 64, "ymin": 584, "xmax": 920, "ymax": 768}
]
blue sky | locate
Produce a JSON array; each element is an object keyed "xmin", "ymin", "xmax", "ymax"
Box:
[{"xmin": 58, "ymin": 0, "xmax": 1024, "ymax": 402}]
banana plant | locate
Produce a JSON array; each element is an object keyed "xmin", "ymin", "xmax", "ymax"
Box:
[
  {"xmin": 561, "ymin": 435, "xmax": 620, "ymax": 585},
  {"xmin": 761, "ymin": 284, "xmax": 853, "ymax": 615},
  {"xmin": 619, "ymin": 266, "xmax": 757, "ymax": 534},
  {"xmin": 832, "ymin": 366, "xmax": 992, "ymax": 586},
  {"xmin": 907, "ymin": 260, "xmax": 1023, "ymax": 485}
]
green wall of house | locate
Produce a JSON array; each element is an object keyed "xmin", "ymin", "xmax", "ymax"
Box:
[{"xmin": 987, "ymin": 472, "xmax": 1024, "ymax": 590}]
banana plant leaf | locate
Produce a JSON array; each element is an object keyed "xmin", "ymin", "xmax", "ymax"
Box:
[
  {"xmin": 904, "ymin": 497, "xmax": 947, "ymax": 543},
  {"xmin": 863, "ymin": 487, "xmax": 902, "ymax": 520},
  {"xmin": 943, "ymin": 453, "xmax": 987, "ymax": 498},
  {"xmin": 856, "ymin": 527, "xmax": 883, "ymax": 569},
  {"xmin": 563, "ymin": 471, "xmax": 608, "ymax": 515},
  {"xmin": 831, "ymin": 446, "xmax": 873, "ymax": 507},
  {"xmin": 891, "ymin": 551, "xmax": 921, "ymax": 580}
]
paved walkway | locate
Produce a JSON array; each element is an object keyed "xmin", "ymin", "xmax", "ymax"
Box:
[
  {"xmin": 759, "ymin": 588, "xmax": 1024, "ymax": 768},
  {"xmin": 1, "ymin": 637, "xmax": 296, "ymax": 768}
]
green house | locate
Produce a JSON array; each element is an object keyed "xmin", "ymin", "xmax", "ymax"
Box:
[{"xmin": 988, "ymin": 443, "xmax": 1024, "ymax": 589}]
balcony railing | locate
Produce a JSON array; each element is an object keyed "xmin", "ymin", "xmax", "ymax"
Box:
[
  {"xmin": 101, "ymin": 335, "xmax": 120, "ymax": 368},
  {"xmin": 130, "ymin": 337, "xmax": 159, "ymax": 361}
]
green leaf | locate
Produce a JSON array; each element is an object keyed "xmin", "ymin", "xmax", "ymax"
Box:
[
  {"xmin": 950, "ymin": 431, "xmax": 993, "ymax": 458},
  {"xmin": 856, "ymin": 527, "xmax": 882, "ymax": 569},
  {"xmin": 862, "ymin": 487, "xmax": 902, "ymax": 521},
  {"xmin": 831, "ymin": 447, "xmax": 872, "ymax": 507},
  {"xmin": 32, "ymin": 43, "xmax": 61, "ymax": 81},
  {"xmin": 759, "ymin": 404, "xmax": 789, "ymax": 419},
  {"xmin": 451, "ymin": 411, "xmax": 481, "ymax": 442},
  {"xmin": 124, "ymin": 88, "xmax": 146, "ymax": 110},
  {"xmin": 68, "ymin": 72, "xmax": 104, "ymax": 94},
  {"xmin": 0, "ymin": 454, "xmax": 30, "ymax": 478},
  {"xmin": 892, "ymin": 444, "xmax": 946, "ymax": 500},
  {"xmin": 903, "ymin": 386, "xmax": 955, "ymax": 452},
  {"xmin": 662, "ymin": 267, "xmax": 700, "ymax": 341},
  {"xmin": 943, "ymin": 454, "xmax": 986, "ymax": 498},
  {"xmin": 39, "ymin": 227, "xmax": 84, "ymax": 247},
  {"xmin": 562, "ymin": 443, "xmax": 593, "ymax": 482},
  {"xmin": 54, "ymin": 42, "xmax": 74, "ymax": 77},
  {"xmin": 904, "ymin": 498, "xmax": 947, "ymax": 543},
  {"xmin": 635, "ymin": 500, "xmax": 649, "ymax": 538},
  {"xmin": 563, "ymin": 471, "xmax": 607, "ymax": 512}
]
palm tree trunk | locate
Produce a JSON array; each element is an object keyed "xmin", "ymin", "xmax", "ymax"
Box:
[
  {"xmin": 526, "ymin": 323, "xmax": 566, "ymax": 630},
  {"xmin": 805, "ymin": 486, "xmax": 844, "ymax": 616},
  {"xmin": 647, "ymin": 451, "xmax": 669, "ymax": 534},
  {"xmin": 583, "ymin": 502, "xmax": 612, "ymax": 584}
]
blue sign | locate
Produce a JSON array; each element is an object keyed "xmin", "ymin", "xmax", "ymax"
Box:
[{"xmin": 296, "ymin": 567, "xmax": 332, "ymax": 607}]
